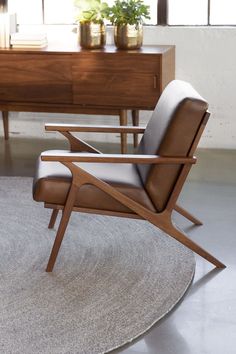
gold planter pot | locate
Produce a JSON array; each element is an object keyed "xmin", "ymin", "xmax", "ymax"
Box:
[
  {"xmin": 79, "ymin": 22, "xmax": 106, "ymax": 49},
  {"xmin": 0, "ymin": 0, "xmax": 8, "ymax": 13},
  {"xmin": 114, "ymin": 24, "xmax": 143, "ymax": 50}
]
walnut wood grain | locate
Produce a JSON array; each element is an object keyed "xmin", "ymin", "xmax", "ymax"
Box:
[
  {"xmin": 160, "ymin": 47, "xmax": 176, "ymax": 91},
  {"xmin": 45, "ymin": 123, "xmax": 146, "ymax": 134},
  {"xmin": 45, "ymin": 156, "xmax": 224, "ymax": 270},
  {"xmin": 72, "ymin": 52, "xmax": 160, "ymax": 73},
  {"xmin": 73, "ymin": 72, "xmax": 159, "ymax": 107},
  {"xmin": 40, "ymin": 111, "xmax": 225, "ymax": 271},
  {"xmin": 0, "ymin": 54, "xmax": 72, "ymax": 104},
  {"xmin": 45, "ymin": 203, "xmax": 144, "ymax": 220},
  {"xmin": 2, "ymin": 111, "xmax": 8, "ymax": 140},
  {"xmin": 132, "ymin": 110, "xmax": 139, "ymax": 148},
  {"xmin": 174, "ymin": 204, "xmax": 203, "ymax": 225},
  {"xmin": 119, "ymin": 110, "xmax": 128, "ymax": 154},
  {"xmin": 61, "ymin": 131, "xmax": 102, "ymax": 153},
  {"xmin": 0, "ymin": 44, "xmax": 175, "ymax": 153},
  {"xmin": 41, "ymin": 152, "xmax": 196, "ymax": 165}
]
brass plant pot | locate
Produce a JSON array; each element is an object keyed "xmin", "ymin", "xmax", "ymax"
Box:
[
  {"xmin": 79, "ymin": 22, "xmax": 106, "ymax": 49},
  {"xmin": 0, "ymin": 0, "xmax": 8, "ymax": 12},
  {"xmin": 114, "ymin": 24, "xmax": 143, "ymax": 50}
]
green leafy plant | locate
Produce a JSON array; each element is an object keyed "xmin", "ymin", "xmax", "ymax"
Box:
[
  {"xmin": 106, "ymin": 0, "xmax": 150, "ymax": 26},
  {"xmin": 74, "ymin": 0, "xmax": 109, "ymax": 24}
]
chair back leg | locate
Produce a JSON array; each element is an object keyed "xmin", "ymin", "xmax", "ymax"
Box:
[
  {"xmin": 48, "ymin": 209, "xmax": 59, "ymax": 229},
  {"xmin": 174, "ymin": 204, "xmax": 203, "ymax": 226}
]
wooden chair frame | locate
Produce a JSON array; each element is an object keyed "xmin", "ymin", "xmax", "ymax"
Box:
[{"xmin": 40, "ymin": 115, "xmax": 226, "ymax": 272}]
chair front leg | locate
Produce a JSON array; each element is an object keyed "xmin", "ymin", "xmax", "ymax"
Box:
[
  {"xmin": 46, "ymin": 183, "xmax": 79, "ymax": 272},
  {"xmin": 52, "ymin": 162, "xmax": 226, "ymax": 270}
]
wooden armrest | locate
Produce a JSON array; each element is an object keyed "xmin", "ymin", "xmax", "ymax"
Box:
[
  {"xmin": 41, "ymin": 152, "xmax": 196, "ymax": 165},
  {"xmin": 45, "ymin": 123, "xmax": 146, "ymax": 134}
]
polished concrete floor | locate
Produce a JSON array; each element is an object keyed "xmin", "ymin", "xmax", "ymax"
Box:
[{"xmin": 0, "ymin": 135, "xmax": 236, "ymax": 354}]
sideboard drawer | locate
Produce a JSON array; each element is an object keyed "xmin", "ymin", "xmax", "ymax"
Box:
[
  {"xmin": 0, "ymin": 45, "xmax": 174, "ymax": 112},
  {"xmin": 73, "ymin": 72, "xmax": 160, "ymax": 108},
  {"xmin": 0, "ymin": 54, "xmax": 72, "ymax": 104},
  {"xmin": 72, "ymin": 53, "xmax": 160, "ymax": 74}
]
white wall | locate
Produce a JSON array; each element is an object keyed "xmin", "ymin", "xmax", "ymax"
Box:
[
  {"xmin": 5, "ymin": 26, "xmax": 236, "ymax": 149},
  {"xmin": 142, "ymin": 26, "xmax": 236, "ymax": 149}
]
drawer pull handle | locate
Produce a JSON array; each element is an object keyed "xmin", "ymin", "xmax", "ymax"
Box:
[{"xmin": 153, "ymin": 75, "xmax": 157, "ymax": 89}]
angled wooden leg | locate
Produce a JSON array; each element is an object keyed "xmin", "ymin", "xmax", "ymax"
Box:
[
  {"xmin": 56, "ymin": 163, "xmax": 226, "ymax": 270},
  {"xmin": 48, "ymin": 209, "xmax": 59, "ymax": 229},
  {"xmin": 160, "ymin": 220, "xmax": 226, "ymax": 269},
  {"xmin": 2, "ymin": 111, "xmax": 9, "ymax": 140},
  {"xmin": 46, "ymin": 209, "xmax": 72, "ymax": 272},
  {"xmin": 119, "ymin": 109, "xmax": 128, "ymax": 154},
  {"xmin": 46, "ymin": 183, "xmax": 78, "ymax": 272},
  {"xmin": 175, "ymin": 204, "xmax": 203, "ymax": 225},
  {"xmin": 131, "ymin": 110, "xmax": 139, "ymax": 148}
]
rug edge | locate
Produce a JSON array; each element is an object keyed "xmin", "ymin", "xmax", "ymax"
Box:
[{"xmin": 103, "ymin": 257, "xmax": 196, "ymax": 354}]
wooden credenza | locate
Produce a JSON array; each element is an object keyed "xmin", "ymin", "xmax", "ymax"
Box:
[{"xmin": 0, "ymin": 43, "xmax": 175, "ymax": 153}]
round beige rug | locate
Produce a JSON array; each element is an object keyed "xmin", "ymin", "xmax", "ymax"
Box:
[{"xmin": 0, "ymin": 177, "xmax": 195, "ymax": 354}]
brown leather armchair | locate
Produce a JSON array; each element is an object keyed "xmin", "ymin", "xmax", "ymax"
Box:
[{"xmin": 33, "ymin": 80, "xmax": 226, "ymax": 272}]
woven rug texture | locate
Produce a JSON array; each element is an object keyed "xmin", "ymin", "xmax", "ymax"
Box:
[{"xmin": 0, "ymin": 177, "xmax": 195, "ymax": 354}]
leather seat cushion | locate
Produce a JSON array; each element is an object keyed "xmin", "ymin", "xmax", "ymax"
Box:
[{"xmin": 33, "ymin": 151, "xmax": 156, "ymax": 214}]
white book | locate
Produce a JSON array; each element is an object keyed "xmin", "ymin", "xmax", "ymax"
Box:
[
  {"xmin": 11, "ymin": 39, "xmax": 48, "ymax": 45},
  {"xmin": 11, "ymin": 32, "xmax": 47, "ymax": 41},
  {"xmin": 11, "ymin": 42, "xmax": 48, "ymax": 49}
]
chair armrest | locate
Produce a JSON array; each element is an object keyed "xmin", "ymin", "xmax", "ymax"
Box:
[
  {"xmin": 41, "ymin": 151, "xmax": 196, "ymax": 165},
  {"xmin": 45, "ymin": 124, "xmax": 146, "ymax": 134}
]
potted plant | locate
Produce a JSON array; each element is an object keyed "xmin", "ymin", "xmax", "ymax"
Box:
[
  {"xmin": 74, "ymin": 0, "xmax": 109, "ymax": 49},
  {"xmin": 106, "ymin": 0, "xmax": 150, "ymax": 49}
]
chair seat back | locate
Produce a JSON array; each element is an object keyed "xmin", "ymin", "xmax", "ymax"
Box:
[{"xmin": 137, "ymin": 80, "xmax": 208, "ymax": 212}]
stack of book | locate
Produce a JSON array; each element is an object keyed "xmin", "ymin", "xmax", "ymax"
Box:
[
  {"xmin": 10, "ymin": 32, "xmax": 48, "ymax": 48},
  {"xmin": 0, "ymin": 13, "xmax": 17, "ymax": 48}
]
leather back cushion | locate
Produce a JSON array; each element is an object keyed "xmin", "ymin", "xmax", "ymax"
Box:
[{"xmin": 137, "ymin": 80, "xmax": 208, "ymax": 212}]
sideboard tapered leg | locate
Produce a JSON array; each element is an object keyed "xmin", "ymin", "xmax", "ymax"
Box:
[
  {"xmin": 132, "ymin": 110, "xmax": 139, "ymax": 148},
  {"xmin": 2, "ymin": 111, "xmax": 9, "ymax": 140},
  {"xmin": 119, "ymin": 110, "xmax": 128, "ymax": 154}
]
